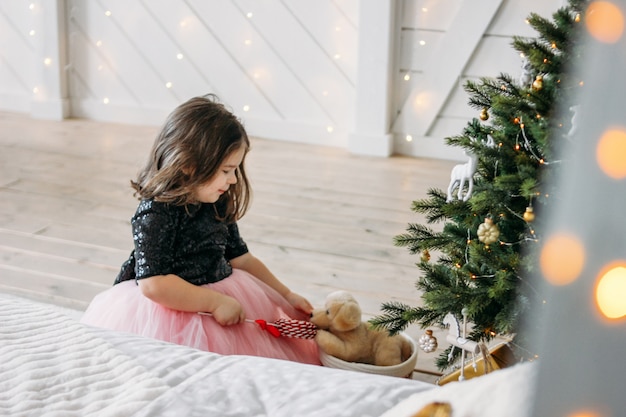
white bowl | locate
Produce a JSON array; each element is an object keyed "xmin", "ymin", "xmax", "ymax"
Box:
[{"xmin": 319, "ymin": 332, "xmax": 418, "ymax": 378}]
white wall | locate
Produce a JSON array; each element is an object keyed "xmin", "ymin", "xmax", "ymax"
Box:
[{"xmin": 0, "ymin": 0, "xmax": 561, "ymax": 160}]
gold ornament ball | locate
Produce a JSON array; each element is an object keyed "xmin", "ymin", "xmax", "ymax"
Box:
[
  {"xmin": 477, "ymin": 217, "xmax": 500, "ymax": 245},
  {"xmin": 533, "ymin": 75, "xmax": 543, "ymax": 90},
  {"xmin": 479, "ymin": 108, "xmax": 489, "ymax": 121},
  {"xmin": 524, "ymin": 207, "xmax": 535, "ymax": 222},
  {"xmin": 421, "ymin": 249, "xmax": 431, "ymax": 262}
]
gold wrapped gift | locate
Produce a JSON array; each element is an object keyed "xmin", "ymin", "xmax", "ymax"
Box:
[{"xmin": 436, "ymin": 342, "xmax": 516, "ymax": 386}]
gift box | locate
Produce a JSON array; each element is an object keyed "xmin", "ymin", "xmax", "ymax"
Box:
[{"xmin": 436, "ymin": 342, "xmax": 516, "ymax": 385}]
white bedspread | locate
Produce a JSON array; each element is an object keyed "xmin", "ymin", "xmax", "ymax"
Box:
[
  {"xmin": 0, "ymin": 295, "xmax": 434, "ymax": 416},
  {"xmin": 0, "ymin": 295, "xmax": 168, "ymax": 416}
]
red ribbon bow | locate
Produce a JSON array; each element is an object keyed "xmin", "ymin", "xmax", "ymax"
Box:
[{"xmin": 254, "ymin": 319, "xmax": 281, "ymax": 338}]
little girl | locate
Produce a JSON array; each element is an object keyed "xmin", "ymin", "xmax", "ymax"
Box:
[{"xmin": 81, "ymin": 94, "xmax": 320, "ymax": 365}]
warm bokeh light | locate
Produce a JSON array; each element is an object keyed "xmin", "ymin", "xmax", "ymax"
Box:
[
  {"xmin": 585, "ymin": 1, "xmax": 625, "ymax": 43},
  {"xmin": 569, "ymin": 411, "xmax": 603, "ymax": 417},
  {"xmin": 540, "ymin": 233, "xmax": 585, "ymax": 285},
  {"xmin": 595, "ymin": 263, "xmax": 626, "ymax": 319},
  {"xmin": 596, "ymin": 127, "xmax": 626, "ymax": 179},
  {"xmin": 412, "ymin": 91, "xmax": 432, "ymax": 112}
]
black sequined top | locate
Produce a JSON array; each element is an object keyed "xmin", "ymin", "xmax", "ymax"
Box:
[{"xmin": 114, "ymin": 199, "xmax": 249, "ymax": 286}]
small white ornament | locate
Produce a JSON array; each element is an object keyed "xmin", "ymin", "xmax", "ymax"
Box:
[
  {"xmin": 477, "ymin": 218, "xmax": 500, "ymax": 245},
  {"xmin": 520, "ymin": 57, "xmax": 533, "ymax": 87},
  {"xmin": 446, "ymin": 150, "xmax": 478, "ymax": 202},
  {"xmin": 568, "ymin": 105, "xmax": 580, "ymax": 137},
  {"xmin": 418, "ymin": 329, "xmax": 438, "ymax": 353}
]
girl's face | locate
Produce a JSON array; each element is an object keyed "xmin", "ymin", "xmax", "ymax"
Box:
[{"xmin": 193, "ymin": 146, "xmax": 246, "ymax": 204}]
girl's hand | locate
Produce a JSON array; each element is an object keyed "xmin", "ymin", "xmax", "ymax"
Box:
[
  {"xmin": 212, "ymin": 295, "xmax": 246, "ymax": 326},
  {"xmin": 284, "ymin": 291, "xmax": 314, "ymax": 315}
]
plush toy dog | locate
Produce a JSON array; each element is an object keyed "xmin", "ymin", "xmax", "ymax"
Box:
[{"xmin": 310, "ymin": 291, "xmax": 413, "ymax": 366}]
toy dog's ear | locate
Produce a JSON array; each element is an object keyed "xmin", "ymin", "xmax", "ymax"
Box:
[{"xmin": 333, "ymin": 301, "xmax": 361, "ymax": 331}]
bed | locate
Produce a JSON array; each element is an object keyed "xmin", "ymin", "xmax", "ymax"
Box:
[{"xmin": 0, "ymin": 294, "xmax": 535, "ymax": 417}]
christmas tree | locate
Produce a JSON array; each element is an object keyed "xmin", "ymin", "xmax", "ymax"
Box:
[{"xmin": 372, "ymin": 0, "xmax": 588, "ymax": 370}]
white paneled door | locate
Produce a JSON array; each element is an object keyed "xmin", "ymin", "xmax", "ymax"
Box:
[{"xmin": 0, "ymin": 0, "xmax": 562, "ymax": 160}]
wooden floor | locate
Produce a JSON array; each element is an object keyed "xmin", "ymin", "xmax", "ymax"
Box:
[{"xmin": 0, "ymin": 111, "xmax": 456, "ymax": 379}]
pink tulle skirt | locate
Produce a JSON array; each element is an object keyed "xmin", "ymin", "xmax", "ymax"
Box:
[{"xmin": 80, "ymin": 269, "xmax": 321, "ymax": 365}]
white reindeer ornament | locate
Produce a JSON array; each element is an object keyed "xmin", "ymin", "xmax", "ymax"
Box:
[{"xmin": 446, "ymin": 150, "xmax": 478, "ymax": 202}]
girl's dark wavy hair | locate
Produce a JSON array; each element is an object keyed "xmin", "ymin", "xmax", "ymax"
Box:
[{"xmin": 132, "ymin": 94, "xmax": 251, "ymax": 222}]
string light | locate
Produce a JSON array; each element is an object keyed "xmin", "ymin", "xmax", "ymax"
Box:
[
  {"xmin": 243, "ymin": 105, "xmax": 250, "ymax": 112},
  {"xmin": 585, "ymin": 1, "xmax": 625, "ymax": 43},
  {"xmin": 404, "ymin": 73, "xmax": 411, "ymax": 81},
  {"xmin": 176, "ymin": 53, "xmax": 184, "ymax": 60},
  {"xmin": 326, "ymin": 126, "xmax": 334, "ymax": 133},
  {"xmin": 246, "ymin": 12, "xmax": 253, "ymax": 18},
  {"xmin": 596, "ymin": 127, "xmax": 626, "ymax": 179},
  {"xmin": 103, "ymin": 97, "xmax": 110, "ymax": 104},
  {"xmin": 540, "ymin": 233, "xmax": 585, "ymax": 286},
  {"xmin": 406, "ymin": 135, "xmax": 413, "ymax": 142},
  {"xmin": 471, "ymin": 274, "xmax": 496, "ymax": 279},
  {"xmin": 165, "ymin": 82, "xmax": 172, "ymax": 89},
  {"xmin": 104, "ymin": 10, "xmax": 112, "ymax": 17},
  {"xmin": 595, "ymin": 263, "xmax": 626, "ymax": 319},
  {"xmin": 517, "ymin": 119, "xmax": 556, "ymax": 164}
]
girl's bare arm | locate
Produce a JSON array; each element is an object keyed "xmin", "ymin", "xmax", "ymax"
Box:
[
  {"xmin": 229, "ymin": 252, "xmax": 313, "ymax": 314},
  {"xmin": 138, "ymin": 274, "xmax": 245, "ymax": 325}
]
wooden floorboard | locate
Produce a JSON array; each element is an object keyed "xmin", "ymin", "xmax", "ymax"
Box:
[{"xmin": 0, "ymin": 111, "xmax": 458, "ymax": 379}]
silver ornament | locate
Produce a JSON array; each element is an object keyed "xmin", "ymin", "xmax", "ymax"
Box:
[{"xmin": 418, "ymin": 329, "xmax": 438, "ymax": 353}]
